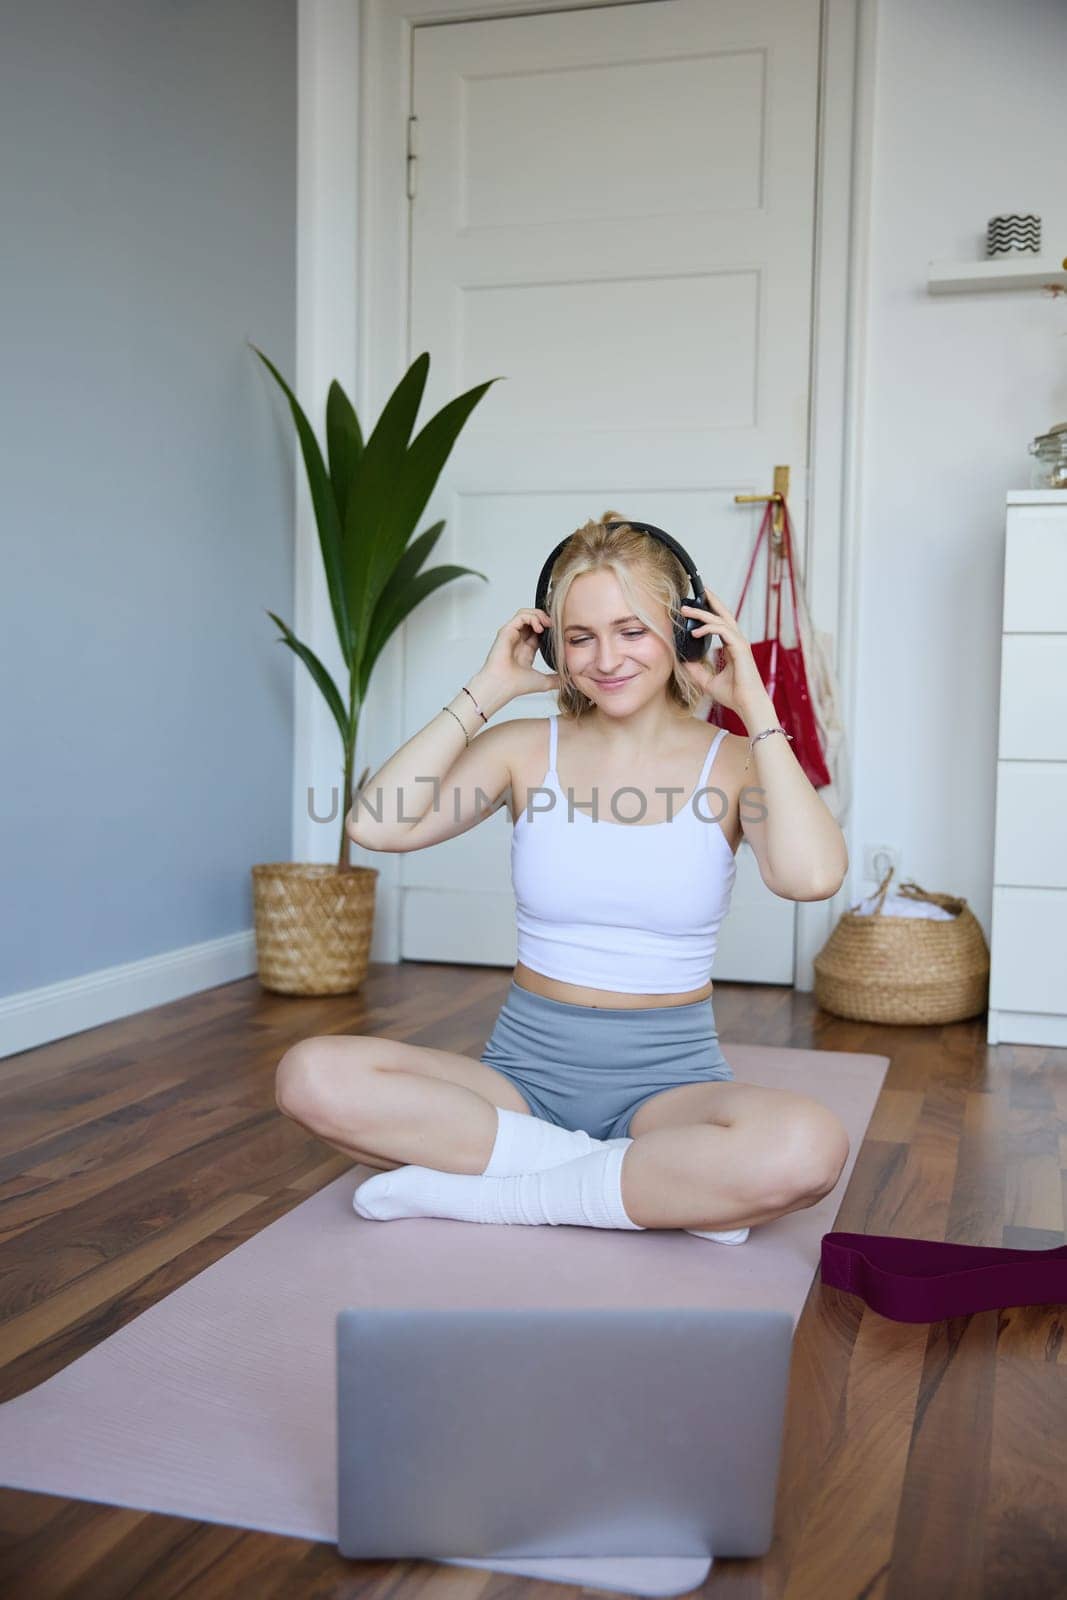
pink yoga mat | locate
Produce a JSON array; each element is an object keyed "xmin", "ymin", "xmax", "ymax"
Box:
[{"xmin": 0, "ymin": 1042, "xmax": 889, "ymax": 1597}]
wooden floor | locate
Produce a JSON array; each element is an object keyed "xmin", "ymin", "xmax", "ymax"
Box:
[{"xmin": 1, "ymin": 961, "xmax": 1065, "ymax": 1599}]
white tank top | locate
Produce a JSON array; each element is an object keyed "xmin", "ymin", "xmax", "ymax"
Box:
[{"xmin": 511, "ymin": 715, "xmax": 738, "ymax": 995}]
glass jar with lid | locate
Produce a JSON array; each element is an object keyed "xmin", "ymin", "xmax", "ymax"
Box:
[{"xmin": 1028, "ymin": 421, "xmax": 1067, "ymax": 489}]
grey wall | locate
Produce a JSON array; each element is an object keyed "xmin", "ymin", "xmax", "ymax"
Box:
[{"xmin": 1, "ymin": 0, "xmax": 297, "ymax": 996}]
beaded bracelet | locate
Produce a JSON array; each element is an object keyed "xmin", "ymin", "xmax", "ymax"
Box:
[
  {"xmin": 441, "ymin": 703, "xmax": 473, "ymax": 746},
  {"xmin": 439, "ymin": 684, "xmax": 489, "ymax": 748},
  {"xmin": 462, "ymin": 684, "xmax": 488, "ymax": 723}
]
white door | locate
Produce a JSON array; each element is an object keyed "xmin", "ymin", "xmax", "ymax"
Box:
[{"xmin": 399, "ymin": 0, "xmax": 822, "ymax": 984}]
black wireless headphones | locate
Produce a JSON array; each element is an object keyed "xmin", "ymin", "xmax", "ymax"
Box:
[{"xmin": 534, "ymin": 520, "xmax": 714, "ymax": 671}]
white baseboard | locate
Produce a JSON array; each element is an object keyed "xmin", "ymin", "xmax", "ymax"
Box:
[
  {"xmin": 0, "ymin": 883, "xmax": 416, "ymax": 1064},
  {"xmin": 987, "ymin": 1009, "xmax": 1067, "ymax": 1048},
  {"xmin": 0, "ymin": 931, "xmax": 258, "ymax": 1062}
]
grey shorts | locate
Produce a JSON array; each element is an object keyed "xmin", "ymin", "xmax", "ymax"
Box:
[{"xmin": 479, "ymin": 980, "xmax": 735, "ymax": 1141}]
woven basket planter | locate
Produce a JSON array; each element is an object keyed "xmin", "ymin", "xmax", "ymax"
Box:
[
  {"xmin": 813, "ymin": 868, "xmax": 989, "ymax": 1026},
  {"xmin": 251, "ymin": 862, "xmax": 379, "ymax": 997}
]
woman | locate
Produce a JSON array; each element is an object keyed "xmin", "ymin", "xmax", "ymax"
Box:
[{"xmin": 276, "ymin": 513, "xmax": 851, "ymax": 1243}]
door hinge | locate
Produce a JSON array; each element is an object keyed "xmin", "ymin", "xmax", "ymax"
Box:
[{"xmin": 406, "ymin": 114, "xmax": 418, "ymax": 201}]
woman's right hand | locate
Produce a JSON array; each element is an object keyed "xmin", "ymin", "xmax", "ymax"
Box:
[{"xmin": 476, "ymin": 608, "xmax": 561, "ymax": 701}]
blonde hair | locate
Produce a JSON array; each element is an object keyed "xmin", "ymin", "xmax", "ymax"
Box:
[{"xmin": 545, "ymin": 511, "xmax": 705, "ymax": 722}]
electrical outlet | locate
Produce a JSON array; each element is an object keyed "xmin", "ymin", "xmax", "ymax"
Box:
[{"xmin": 863, "ymin": 843, "xmax": 900, "ymax": 882}]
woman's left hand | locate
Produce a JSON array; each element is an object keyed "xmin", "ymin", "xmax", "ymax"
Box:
[{"xmin": 678, "ymin": 588, "xmax": 766, "ymax": 714}]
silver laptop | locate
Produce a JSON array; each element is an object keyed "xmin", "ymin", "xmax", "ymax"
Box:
[{"xmin": 337, "ymin": 1305, "xmax": 793, "ymax": 1560}]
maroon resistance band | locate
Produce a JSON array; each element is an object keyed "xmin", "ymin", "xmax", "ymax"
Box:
[{"xmin": 820, "ymin": 1232, "xmax": 1067, "ymax": 1323}]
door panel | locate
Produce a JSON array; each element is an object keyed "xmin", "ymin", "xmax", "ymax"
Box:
[{"xmin": 403, "ymin": 0, "xmax": 822, "ymax": 983}]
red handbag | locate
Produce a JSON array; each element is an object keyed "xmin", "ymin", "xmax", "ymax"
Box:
[{"xmin": 707, "ymin": 496, "xmax": 832, "ymax": 789}]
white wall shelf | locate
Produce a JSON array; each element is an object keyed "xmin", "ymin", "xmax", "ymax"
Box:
[{"xmin": 928, "ymin": 257, "xmax": 1067, "ymax": 294}]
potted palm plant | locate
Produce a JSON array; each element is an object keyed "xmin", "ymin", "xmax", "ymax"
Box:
[{"xmin": 249, "ymin": 347, "xmax": 498, "ymax": 995}]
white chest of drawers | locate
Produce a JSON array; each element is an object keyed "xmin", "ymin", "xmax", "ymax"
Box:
[{"xmin": 987, "ymin": 491, "xmax": 1067, "ymax": 1047}]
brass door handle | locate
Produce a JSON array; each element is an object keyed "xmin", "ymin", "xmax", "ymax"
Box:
[{"xmin": 734, "ymin": 465, "xmax": 791, "ymax": 542}]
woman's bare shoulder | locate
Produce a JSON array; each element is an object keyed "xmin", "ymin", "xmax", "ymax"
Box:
[
  {"xmin": 502, "ymin": 714, "xmax": 551, "ymax": 753},
  {"xmin": 714, "ymin": 726, "xmax": 749, "ymax": 758},
  {"xmin": 709, "ymin": 725, "xmax": 751, "ymax": 778},
  {"xmin": 501, "ymin": 715, "xmax": 552, "ymax": 823}
]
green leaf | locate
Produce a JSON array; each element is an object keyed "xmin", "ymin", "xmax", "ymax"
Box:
[
  {"xmin": 266, "ymin": 609, "xmax": 351, "ymax": 747},
  {"xmin": 357, "ymin": 564, "xmax": 488, "ymax": 701},
  {"xmin": 250, "ymin": 344, "xmax": 352, "ymax": 657},
  {"xmin": 325, "ymin": 380, "xmax": 364, "ymax": 534},
  {"xmin": 386, "ymin": 377, "xmax": 505, "ymax": 575},
  {"xmin": 341, "ymin": 354, "xmax": 432, "ymax": 654},
  {"xmin": 343, "ymin": 357, "xmax": 505, "ymax": 652},
  {"xmin": 363, "ymin": 519, "xmax": 446, "ymax": 659}
]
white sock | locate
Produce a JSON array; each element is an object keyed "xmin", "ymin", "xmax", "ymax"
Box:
[
  {"xmin": 481, "ymin": 1106, "xmax": 748, "ymax": 1244},
  {"xmin": 353, "ymin": 1137, "xmax": 750, "ymax": 1242},
  {"xmin": 482, "ymin": 1106, "xmax": 617, "ymax": 1175},
  {"xmin": 685, "ymin": 1224, "xmax": 751, "ymax": 1243},
  {"xmin": 354, "ymin": 1139, "xmax": 645, "ymax": 1229}
]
